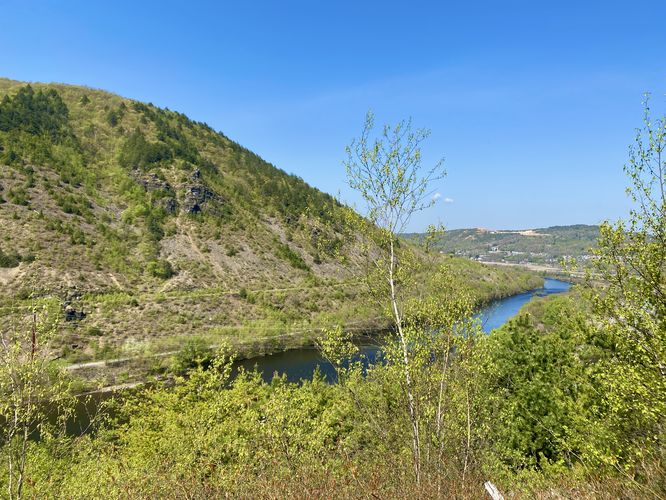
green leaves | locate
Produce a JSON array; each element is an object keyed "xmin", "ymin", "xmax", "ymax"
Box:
[
  {"xmin": 583, "ymin": 95, "xmax": 666, "ymax": 467},
  {"xmin": 117, "ymin": 129, "xmax": 172, "ymax": 170},
  {"xmin": 344, "ymin": 111, "xmax": 445, "ymax": 234},
  {"xmin": 317, "ymin": 325, "xmax": 359, "ymax": 376},
  {"xmin": 0, "ymin": 85, "xmax": 70, "ymax": 142},
  {"xmin": 146, "ymin": 259, "xmax": 175, "ymax": 280},
  {"xmin": 476, "ymin": 303, "xmax": 588, "ymax": 469},
  {"xmin": 0, "ymin": 302, "xmax": 75, "ymax": 499}
]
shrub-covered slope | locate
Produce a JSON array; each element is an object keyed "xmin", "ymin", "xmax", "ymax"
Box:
[
  {"xmin": 0, "ymin": 78, "xmax": 541, "ymax": 367},
  {"xmin": 0, "ymin": 79, "xmax": 350, "ymax": 294}
]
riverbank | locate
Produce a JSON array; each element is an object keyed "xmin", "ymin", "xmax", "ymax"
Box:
[
  {"xmin": 478, "ymin": 260, "xmax": 588, "ymax": 283},
  {"xmin": 62, "ymin": 276, "xmax": 572, "ymax": 442},
  {"xmin": 65, "ymin": 270, "xmax": 547, "ymax": 393},
  {"xmin": 233, "ymin": 278, "xmax": 571, "ymax": 384}
]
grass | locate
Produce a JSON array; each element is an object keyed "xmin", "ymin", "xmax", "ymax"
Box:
[{"xmin": 0, "ymin": 77, "xmax": 543, "ymax": 387}]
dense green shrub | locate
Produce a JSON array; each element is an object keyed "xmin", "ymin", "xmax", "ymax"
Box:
[
  {"xmin": 476, "ymin": 300, "xmax": 597, "ymax": 470},
  {"xmin": 54, "ymin": 192, "xmax": 92, "ymax": 216},
  {"xmin": 0, "ymin": 85, "xmax": 70, "ymax": 141},
  {"xmin": 118, "ymin": 130, "xmax": 172, "ymax": 170},
  {"xmin": 0, "ymin": 148, "xmax": 20, "ymax": 165},
  {"xmin": 146, "ymin": 259, "xmax": 174, "ymax": 279},
  {"xmin": 0, "ymin": 248, "xmax": 20, "ymax": 267},
  {"xmin": 106, "ymin": 108, "xmax": 121, "ymax": 127},
  {"xmin": 172, "ymin": 338, "xmax": 214, "ymax": 374},
  {"xmin": 275, "ymin": 239, "xmax": 309, "ymax": 270},
  {"xmin": 6, "ymin": 187, "xmax": 29, "ymax": 206}
]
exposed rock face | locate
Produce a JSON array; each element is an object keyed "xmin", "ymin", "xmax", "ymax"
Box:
[
  {"xmin": 182, "ymin": 183, "xmax": 217, "ymax": 214},
  {"xmin": 62, "ymin": 288, "xmax": 85, "ymax": 321},
  {"xmin": 136, "ymin": 172, "xmax": 173, "ymax": 192},
  {"xmin": 64, "ymin": 304, "xmax": 86, "ymax": 321},
  {"xmin": 136, "ymin": 169, "xmax": 220, "ymax": 215},
  {"xmin": 134, "ymin": 173, "xmax": 178, "ymax": 213}
]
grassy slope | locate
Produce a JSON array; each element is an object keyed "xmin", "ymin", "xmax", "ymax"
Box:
[{"xmin": 0, "ymin": 78, "xmax": 542, "ymax": 377}]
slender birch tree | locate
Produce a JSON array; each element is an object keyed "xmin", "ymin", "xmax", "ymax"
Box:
[
  {"xmin": 587, "ymin": 94, "xmax": 666, "ymax": 458},
  {"xmin": 343, "ymin": 111, "xmax": 445, "ymax": 483}
]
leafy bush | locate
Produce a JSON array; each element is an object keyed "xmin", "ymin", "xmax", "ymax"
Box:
[
  {"xmin": 106, "ymin": 108, "xmax": 121, "ymax": 127},
  {"xmin": 146, "ymin": 259, "xmax": 175, "ymax": 279},
  {"xmin": 54, "ymin": 192, "xmax": 92, "ymax": 216},
  {"xmin": 118, "ymin": 130, "xmax": 172, "ymax": 170},
  {"xmin": 0, "ymin": 85, "xmax": 70, "ymax": 141},
  {"xmin": 65, "ymin": 224, "xmax": 87, "ymax": 245},
  {"xmin": 0, "ymin": 148, "xmax": 20, "ymax": 166},
  {"xmin": 275, "ymin": 240, "xmax": 309, "ymax": 271},
  {"xmin": 7, "ymin": 187, "xmax": 29, "ymax": 206},
  {"xmin": 0, "ymin": 248, "xmax": 20, "ymax": 268},
  {"xmin": 172, "ymin": 338, "xmax": 213, "ymax": 374}
]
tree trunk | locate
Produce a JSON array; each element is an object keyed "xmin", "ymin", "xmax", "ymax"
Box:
[{"xmin": 389, "ymin": 237, "xmax": 421, "ymax": 483}]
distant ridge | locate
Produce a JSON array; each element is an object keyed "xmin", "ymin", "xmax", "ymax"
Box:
[{"xmin": 404, "ymin": 224, "xmax": 599, "ymax": 265}]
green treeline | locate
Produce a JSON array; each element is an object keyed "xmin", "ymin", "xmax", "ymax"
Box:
[
  {"xmin": 0, "ymin": 85, "xmax": 70, "ymax": 141},
  {"xmin": 118, "ymin": 129, "xmax": 173, "ymax": 170}
]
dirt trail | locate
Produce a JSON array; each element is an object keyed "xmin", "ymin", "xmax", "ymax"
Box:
[
  {"xmin": 0, "ymin": 265, "xmax": 21, "ymax": 286},
  {"xmin": 181, "ymin": 218, "xmax": 228, "ymax": 283}
]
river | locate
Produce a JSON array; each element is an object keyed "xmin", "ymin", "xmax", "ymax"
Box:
[
  {"xmin": 233, "ymin": 277, "xmax": 571, "ymax": 383},
  {"xmin": 66, "ymin": 277, "xmax": 571, "ymax": 435}
]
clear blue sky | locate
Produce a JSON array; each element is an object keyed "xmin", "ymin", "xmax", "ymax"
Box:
[{"xmin": 2, "ymin": 0, "xmax": 665, "ymax": 231}]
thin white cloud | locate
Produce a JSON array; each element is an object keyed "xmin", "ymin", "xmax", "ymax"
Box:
[{"xmin": 444, "ymin": 197, "xmax": 454, "ymax": 204}]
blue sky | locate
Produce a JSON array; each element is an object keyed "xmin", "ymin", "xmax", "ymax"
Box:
[{"xmin": 1, "ymin": 0, "xmax": 665, "ymax": 231}]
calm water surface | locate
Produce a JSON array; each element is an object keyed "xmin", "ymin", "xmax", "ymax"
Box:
[
  {"xmin": 65, "ymin": 277, "xmax": 571, "ymax": 434},
  {"xmin": 477, "ymin": 278, "xmax": 571, "ymax": 333},
  {"xmin": 234, "ymin": 277, "xmax": 571, "ymax": 383}
]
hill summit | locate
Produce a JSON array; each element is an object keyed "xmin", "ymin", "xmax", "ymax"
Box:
[
  {"xmin": 0, "ymin": 78, "xmax": 368, "ymax": 361},
  {"xmin": 0, "ymin": 78, "xmax": 541, "ymax": 376},
  {"xmin": 0, "ymin": 79, "xmax": 352, "ymax": 293}
]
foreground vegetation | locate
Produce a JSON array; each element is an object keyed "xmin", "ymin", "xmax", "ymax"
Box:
[
  {"xmin": 1, "ymin": 92, "xmax": 664, "ymax": 499},
  {"xmin": 1, "ymin": 279, "xmax": 662, "ymax": 499}
]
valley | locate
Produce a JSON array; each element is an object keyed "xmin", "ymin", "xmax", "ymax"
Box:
[{"xmin": 0, "ymin": 79, "xmax": 545, "ymax": 388}]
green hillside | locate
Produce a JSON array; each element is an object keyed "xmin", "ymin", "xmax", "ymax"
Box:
[
  {"xmin": 405, "ymin": 224, "xmax": 599, "ymax": 265},
  {"xmin": 0, "ymin": 79, "xmax": 541, "ymax": 378}
]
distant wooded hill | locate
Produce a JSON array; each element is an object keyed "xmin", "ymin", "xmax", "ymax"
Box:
[{"xmin": 404, "ymin": 224, "xmax": 600, "ymax": 265}]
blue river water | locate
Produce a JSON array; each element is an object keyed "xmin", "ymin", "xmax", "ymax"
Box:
[
  {"xmin": 65, "ymin": 278, "xmax": 571, "ymax": 434},
  {"xmin": 477, "ymin": 277, "xmax": 571, "ymax": 333},
  {"xmin": 234, "ymin": 277, "xmax": 572, "ymax": 383}
]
